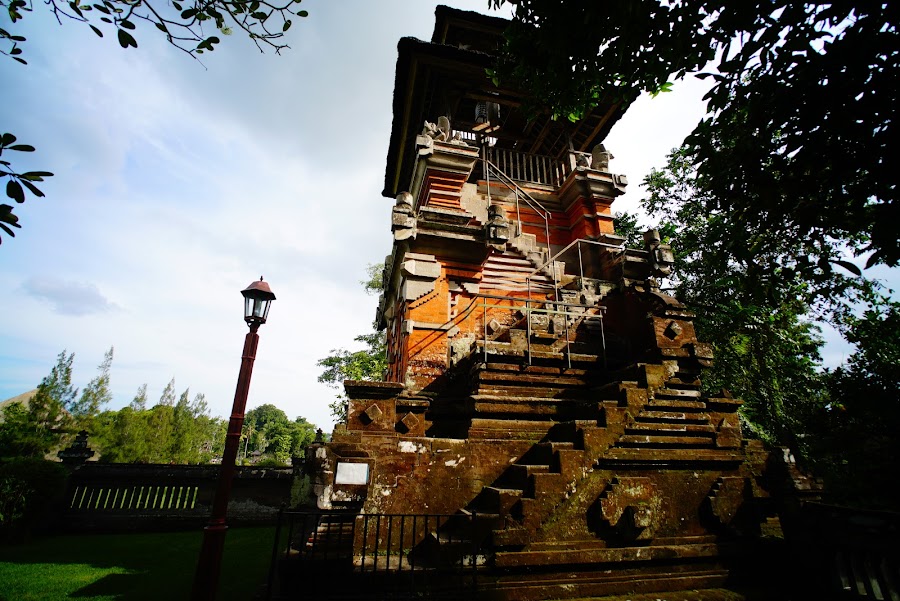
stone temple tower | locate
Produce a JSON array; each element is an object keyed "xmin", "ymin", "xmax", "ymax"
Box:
[{"xmin": 297, "ymin": 7, "xmax": 813, "ymax": 600}]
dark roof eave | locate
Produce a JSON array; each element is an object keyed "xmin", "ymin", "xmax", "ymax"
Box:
[{"xmin": 382, "ymin": 37, "xmax": 495, "ymax": 198}]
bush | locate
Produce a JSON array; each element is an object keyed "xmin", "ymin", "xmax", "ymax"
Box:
[
  {"xmin": 254, "ymin": 457, "xmax": 289, "ymax": 468},
  {"xmin": 0, "ymin": 458, "xmax": 68, "ymax": 542}
]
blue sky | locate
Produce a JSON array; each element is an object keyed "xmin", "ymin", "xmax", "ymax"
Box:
[{"xmin": 2, "ymin": 1, "xmax": 892, "ymax": 432}]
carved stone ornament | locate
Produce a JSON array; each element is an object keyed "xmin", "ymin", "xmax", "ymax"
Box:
[
  {"xmin": 485, "ymin": 203, "xmax": 511, "ymax": 251},
  {"xmin": 591, "ymin": 144, "xmax": 614, "ymax": 171},
  {"xmin": 421, "ymin": 116, "xmax": 467, "ymax": 146},
  {"xmin": 643, "ymin": 228, "xmax": 675, "ymax": 278},
  {"xmin": 362, "ymin": 404, "xmax": 384, "ymax": 424},
  {"xmin": 590, "ymin": 477, "xmax": 658, "ymax": 542},
  {"xmin": 392, "ymin": 191, "xmax": 417, "ymax": 241}
]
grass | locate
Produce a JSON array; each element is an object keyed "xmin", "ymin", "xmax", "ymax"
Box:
[{"xmin": 0, "ymin": 526, "xmax": 279, "ymax": 601}]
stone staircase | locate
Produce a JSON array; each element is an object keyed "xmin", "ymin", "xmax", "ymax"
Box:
[{"xmin": 440, "ymin": 324, "xmax": 751, "ymax": 563}]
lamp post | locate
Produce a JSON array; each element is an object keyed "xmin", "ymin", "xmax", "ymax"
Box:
[{"xmin": 192, "ymin": 277, "xmax": 276, "ymax": 601}]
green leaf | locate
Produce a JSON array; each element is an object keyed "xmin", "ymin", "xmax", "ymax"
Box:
[
  {"xmin": 90, "ymin": 24, "xmax": 103, "ymax": 37},
  {"xmin": 172, "ymin": 1, "xmax": 182, "ymax": 10},
  {"xmin": 117, "ymin": 28, "xmax": 137, "ymax": 48},
  {"xmin": 6, "ymin": 180, "xmax": 24, "ymax": 203},
  {"xmin": 22, "ymin": 171, "xmax": 53, "ymax": 178},
  {"xmin": 8, "ymin": 144, "xmax": 35, "ymax": 152},
  {"xmin": 297, "ymin": 9, "xmax": 308, "ymax": 16},
  {"xmin": 833, "ymin": 260, "xmax": 862, "ymax": 277},
  {"xmin": 19, "ymin": 179, "xmax": 44, "ymax": 198},
  {"xmin": 282, "ymin": 19, "xmax": 291, "ymax": 32},
  {"xmin": 120, "ymin": 19, "xmax": 135, "ymax": 30},
  {"xmin": 181, "ymin": 8, "xmax": 197, "ymax": 19},
  {"xmin": 1, "ymin": 133, "xmax": 17, "ymax": 146},
  {"xmin": 155, "ymin": 22, "xmax": 168, "ymax": 33},
  {"xmin": 0, "ymin": 222, "xmax": 17, "ymax": 237},
  {"xmin": 69, "ymin": 1, "xmax": 83, "ymax": 17}
]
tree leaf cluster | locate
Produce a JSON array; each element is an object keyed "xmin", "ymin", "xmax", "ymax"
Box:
[
  {"xmin": 805, "ymin": 298, "xmax": 900, "ymax": 508},
  {"xmin": 91, "ymin": 383, "xmax": 224, "ymax": 464},
  {"xmin": 242, "ymin": 403, "xmax": 317, "ymax": 465},
  {"xmin": 630, "ymin": 144, "xmax": 898, "ymax": 509},
  {"xmin": 3, "ymin": 0, "xmax": 308, "ymax": 61},
  {"xmin": 0, "ymin": 133, "xmax": 53, "ymax": 244},
  {"xmin": 491, "ymin": 1, "xmax": 899, "ymax": 267}
]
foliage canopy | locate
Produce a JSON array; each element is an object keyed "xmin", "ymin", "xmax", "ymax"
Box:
[{"xmin": 492, "ymin": 1, "xmax": 900, "ymax": 266}]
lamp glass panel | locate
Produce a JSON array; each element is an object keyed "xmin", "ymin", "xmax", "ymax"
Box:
[{"xmin": 253, "ymin": 299, "xmax": 267, "ymax": 318}]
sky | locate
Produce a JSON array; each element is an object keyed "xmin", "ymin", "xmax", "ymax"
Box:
[{"xmin": 2, "ymin": 1, "xmax": 892, "ymax": 432}]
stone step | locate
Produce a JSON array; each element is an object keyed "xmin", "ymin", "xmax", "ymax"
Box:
[
  {"xmin": 597, "ymin": 447, "xmax": 744, "ymax": 467},
  {"xmin": 635, "ymin": 411, "xmax": 710, "ymax": 424},
  {"xmin": 484, "ymin": 564, "xmax": 731, "ymax": 601},
  {"xmin": 475, "ymin": 385, "xmax": 579, "ymax": 399},
  {"xmin": 655, "ymin": 387, "xmax": 703, "ymax": 398},
  {"xmin": 472, "ymin": 396, "xmax": 592, "ymax": 417},
  {"xmin": 495, "ymin": 463, "xmax": 551, "ymax": 490},
  {"xmin": 517, "ymin": 441, "xmax": 576, "ymax": 467},
  {"xmin": 492, "ymin": 526, "xmax": 531, "ymax": 547},
  {"xmin": 469, "ymin": 422, "xmax": 554, "ymax": 441},
  {"xmin": 482, "ymin": 486, "xmax": 524, "ymax": 516},
  {"xmin": 475, "ymin": 370, "xmax": 591, "ymax": 388},
  {"xmin": 706, "ymin": 397, "xmax": 744, "ymax": 410},
  {"xmin": 644, "ymin": 399, "xmax": 707, "ymax": 411},
  {"xmin": 625, "ymin": 422, "xmax": 716, "ymax": 435},
  {"xmin": 494, "ymin": 542, "xmax": 726, "ymax": 568},
  {"xmin": 482, "ymin": 363, "xmax": 591, "ymax": 376},
  {"xmin": 666, "ymin": 376, "xmax": 703, "ymax": 388},
  {"xmin": 618, "ymin": 434, "xmax": 717, "ymax": 447}
]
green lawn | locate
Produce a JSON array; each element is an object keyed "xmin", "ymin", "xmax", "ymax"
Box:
[{"xmin": 0, "ymin": 526, "xmax": 280, "ymax": 601}]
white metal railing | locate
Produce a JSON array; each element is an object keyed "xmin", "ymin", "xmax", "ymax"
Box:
[
  {"xmin": 525, "ymin": 238, "xmax": 626, "ymax": 305},
  {"xmin": 486, "ymin": 147, "xmax": 569, "ymax": 188},
  {"xmin": 472, "ymin": 292, "xmax": 607, "ymax": 370}
]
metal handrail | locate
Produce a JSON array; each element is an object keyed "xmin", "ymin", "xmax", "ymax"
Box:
[
  {"xmin": 474, "ymin": 292, "xmax": 607, "ymax": 370},
  {"xmin": 481, "ymin": 149, "xmax": 552, "ymax": 259},
  {"xmin": 525, "ymin": 238, "xmax": 626, "ymax": 304}
]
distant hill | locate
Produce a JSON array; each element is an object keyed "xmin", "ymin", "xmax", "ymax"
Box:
[{"xmin": 0, "ymin": 389, "xmax": 38, "ymax": 422}]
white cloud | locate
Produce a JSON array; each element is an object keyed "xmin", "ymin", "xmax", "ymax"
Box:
[{"xmin": 22, "ymin": 277, "xmax": 118, "ymax": 316}]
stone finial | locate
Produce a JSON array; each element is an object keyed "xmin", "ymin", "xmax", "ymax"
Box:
[
  {"xmin": 395, "ymin": 191, "xmax": 413, "ymax": 208},
  {"xmin": 591, "ymin": 144, "xmax": 614, "ymax": 171},
  {"xmin": 391, "ymin": 191, "xmax": 417, "ymax": 241},
  {"xmin": 643, "ymin": 228, "xmax": 675, "ymax": 278}
]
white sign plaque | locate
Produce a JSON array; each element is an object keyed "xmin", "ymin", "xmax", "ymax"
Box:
[{"xmin": 335, "ymin": 462, "xmax": 370, "ymax": 485}]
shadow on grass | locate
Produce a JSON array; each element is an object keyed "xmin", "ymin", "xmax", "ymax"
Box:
[{"xmin": 0, "ymin": 526, "xmax": 282, "ymax": 601}]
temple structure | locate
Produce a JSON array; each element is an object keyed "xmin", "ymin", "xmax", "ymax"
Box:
[{"xmin": 297, "ymin": 7, "xmax": 815, "ymax": 599}]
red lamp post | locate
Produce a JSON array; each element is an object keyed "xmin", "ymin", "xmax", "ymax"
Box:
[{"xmin": 192, "ymin": 277, "xmax": 276, "ymax": 601}]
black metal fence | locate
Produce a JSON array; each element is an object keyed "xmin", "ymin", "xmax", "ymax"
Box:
[{"xmin": 266, "ymin": 510, "xmax": 488, "ymax": 600}]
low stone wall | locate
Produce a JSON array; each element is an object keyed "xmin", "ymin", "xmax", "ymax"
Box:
[{"xmin": 60, "ymin": 462, "xmax": 295, "ymax": 532}]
